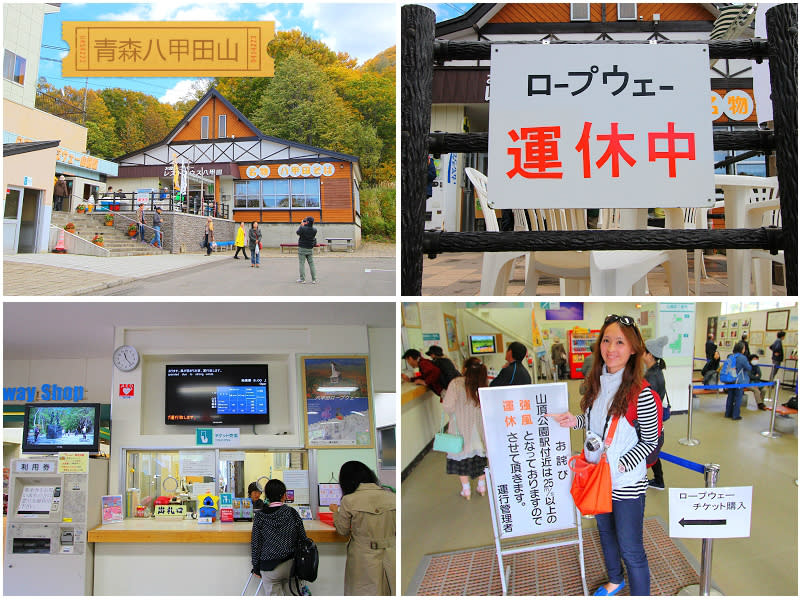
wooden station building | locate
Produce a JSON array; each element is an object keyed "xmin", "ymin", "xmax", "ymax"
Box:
[{"xmin": 111, "ymin": 88, "xmax": 363, "ymax": 246}]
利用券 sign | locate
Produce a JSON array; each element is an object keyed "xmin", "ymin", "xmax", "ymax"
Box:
[
  {"xmin": 488, "ymin": 44, "xmax": 714, "ymax": 209},
  {"xmin": 669, "ymin": 486, "xmax": 752, "ymax": 538}
]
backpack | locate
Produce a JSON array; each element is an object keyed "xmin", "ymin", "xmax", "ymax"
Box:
[
  {"xmin": 624, "ymin": 379, "xmax": 663, "ymax": 468},
  {"xmin": 719, "ymin": 354, "xmax": 743, "ymax": 384},
  {"xmin": 290, "ymin": 535, "xmax": 319, "ymax": 595}
]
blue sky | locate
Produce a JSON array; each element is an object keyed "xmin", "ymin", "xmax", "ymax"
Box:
[
  {"xmin": 421, "ymin": 3, "xmax": 474, "ymax": 22},
  {"xmin": 40, "ymin": 2, "xmax": 396, "ymax": 104}
]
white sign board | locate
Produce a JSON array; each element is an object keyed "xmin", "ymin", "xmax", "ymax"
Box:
[
  {"xmin": 480, "ymin": 383, "xmax": 574, "ymax": 538},
  {"xmin": 669, "ymin": 486, "xmax": 752, "ymax": 538},
  {"xmin": 658, "ymin": 303, "xmax": 696, "ymax": 358},
  {"xmin": 488, "ymin": 44, "xmax": 714, "ymax": 208}
]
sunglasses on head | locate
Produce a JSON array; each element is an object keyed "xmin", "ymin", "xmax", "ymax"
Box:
[{"xmin": 604, "ymin": 314, "xmax": 636, "ymax": 327}]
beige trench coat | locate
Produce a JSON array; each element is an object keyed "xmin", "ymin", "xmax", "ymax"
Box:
[{"xmin": 333, "ymin": 483, "xmax": 396, "ymax": 595}]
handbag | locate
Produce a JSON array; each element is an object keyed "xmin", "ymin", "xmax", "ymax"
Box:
[
  {"xmin": 662, "ymin": 390, "xmax": 671, "ymax": 421},
  {"xmin": 258, "ymin": 241, "xmax": 262, "ymax": 250},
  {"xmin": 433, "ymin": 411, "xmax": 464, "ymax": 454},
  {"xmin": 567, "ymin": 416, "xmax": 618, "ymax": 516}
]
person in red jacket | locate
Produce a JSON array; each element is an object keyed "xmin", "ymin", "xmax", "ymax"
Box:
[{"xmin": 401, "ymin": 349, "xmax": 443, "ymax": 396}]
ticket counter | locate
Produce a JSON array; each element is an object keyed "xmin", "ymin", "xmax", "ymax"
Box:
[{"xmin": 401, "ymin": 382, "xmax": 442, "ymax": 473}]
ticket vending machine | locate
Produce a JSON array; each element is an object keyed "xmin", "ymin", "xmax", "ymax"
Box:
[
  {"xmin": 4, "ymin": 457, "xmax": 108, "ymax": 595},
  {"xmin": 425, "ymin": 154, "xmax": 460, "ymax": 232}
]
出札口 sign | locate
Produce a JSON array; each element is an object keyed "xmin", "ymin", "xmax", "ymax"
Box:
[
  {"xmin": 480, "ymin": 382, "xmax": 574, "ymax": 539},
  {"xmin": 488, "ymin": 44, "xmax": 714, "ymax": 209}
]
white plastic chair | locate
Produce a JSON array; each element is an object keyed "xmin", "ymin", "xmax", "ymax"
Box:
[
  {"xmin": 744, "ymin": 178, "xmax": 782, "ymax": 295},
  {"xmin": 465, "ymin": 168, "xmax": 529, "ymax": 295}
]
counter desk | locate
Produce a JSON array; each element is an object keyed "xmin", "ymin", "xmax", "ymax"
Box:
[
  {"xmin": 88, "ymin": 518, "xmax": 348, "ymax": 595},
  {"xmin": 401, "ymin": 382, "xmax": 442, "ymax": 473}
]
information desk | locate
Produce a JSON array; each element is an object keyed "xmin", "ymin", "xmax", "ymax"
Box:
[{"xmin": 88, "ymin": 518, "xmax": 348, "ymax": 595}]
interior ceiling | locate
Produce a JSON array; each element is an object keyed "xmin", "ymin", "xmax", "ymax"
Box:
[{"xmin": 3, "ymin": 302, "xmax": 395, "ymax": 360}]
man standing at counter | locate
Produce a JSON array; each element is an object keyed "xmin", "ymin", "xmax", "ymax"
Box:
[
  {"xmin": 248, "ymin": 482, "xmax": 264, "ymax": 510},
  {"xmin": 401, "ymin": 349, "xmax": 443, "ymax": 397}
]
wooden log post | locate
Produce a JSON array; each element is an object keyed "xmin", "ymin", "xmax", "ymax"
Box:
[
  {"xmin": 401, "ymin": 5, "xmax": 435, "ymax": 296},
  {"xmin": 766, "ymin": 3, "xmax": 798, "ymax": 295}
]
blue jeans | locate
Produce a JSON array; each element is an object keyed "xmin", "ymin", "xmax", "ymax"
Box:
[
  {"xmin": 595, "ymin": 494, "xmax": 650, "ymax": 595},
  {"xmin": 251, "ymin": 249, "xmax": 260, "ymax": 265},
  {"xmin": 151, "ymin": 225, "xmax": 161, "ymax": 247},
  {"xmin": 138, "ymin": 224, "xmax": 145, "ymax": 242},
  {"xmin": 725, "ymin": 387, "xmax": 744, "ymax": 418}
]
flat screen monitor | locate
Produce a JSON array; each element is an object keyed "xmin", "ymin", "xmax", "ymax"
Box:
[
  {"xmin": 22, "ymin": 403, "xmax": 101, "ymax": 454},
  {"xmin": 165, "ymin": 364, "xmax": 269, "ymax": 426},
  {"xmin": 469, "ymin": 334, "xmax": 497, "ymax": 354}
]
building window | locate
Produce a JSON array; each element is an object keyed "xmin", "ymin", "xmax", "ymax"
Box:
[
  {"xmin": 3, "ymin": 49, "xmax": 26, "ymax": 85},
  {"xmin": 201, "ymin": 116, "xmax": 209, "ymax": 139},
  {"xmin": 233, "ymin": 178, "xmax": 321, "ymax": 209},
  {"xmin": 218, "ymin": 114, "xmax": 226, "ymax": 138},
  {"xmin": 570, "ymin": 3, "xmax": 590, "ymax": 21},
  {"xmin": 617, "ymin": 4, "xmax": 637, "ymax": 20},
  {"xmin": 291, "ymin": 178, "xmax": 321, "ymax": 208},
  {"xmin": 261, "ymin": 179, "xmax": 289, "ymax": 208}
]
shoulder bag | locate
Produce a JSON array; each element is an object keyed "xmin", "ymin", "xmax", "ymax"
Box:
[
  {"xmin": 433, "ymin": 411, "xmax": 464, "ymax": 454},
  {"xmin": 567, "ymin": 415, "xmax": 618, "ymax": 515}
]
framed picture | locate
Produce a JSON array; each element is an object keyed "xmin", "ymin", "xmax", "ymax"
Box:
[
  {"xmin": 730, "ymin": 330, "xmax": 737, "ymax": 340},
  {"xmin": 786, "ymin": 332, "xmax": 798, "ymax": 349},
  {"xmin": 766, "ymin": 309, "xmax": 790, "ymax": 331},
  {"xmin": 750, "ymin": 331, "xmax": 764, "ymax": 346},
  {"xmin": 401, "ymin": 303, "xmax": 421, "ymax": 328},
  {"xmin": 730, "ymin": 320, "xmax": 738, "ymax": 329},
  {"xmin": 742, "ymin": 319, "xmax": 751, "ymax": 327},
  {"xmin": 302, "ymin": 356, "xmax": 373, "ymax": 449},
  {"xmin": 443, "ymin": 313, "xmax": 458, "ymax": 351},
  {"xmin": 721, "ymin": 320, "xmax": 727, "ymax": 329}
]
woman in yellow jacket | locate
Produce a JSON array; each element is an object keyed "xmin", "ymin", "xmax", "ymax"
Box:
[
  {"xmin": 233, "ymin": 222, "xmax": 249, "ymax": 260},
  {"xmin": 330, "ymin": 461, "xmax": 395, "ymax": 595}
]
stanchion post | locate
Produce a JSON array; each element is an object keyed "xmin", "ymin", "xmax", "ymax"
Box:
[
  {"xmin": 761, "ymin": 377, "xmax": 782, "ymax": 438},
  {"xmin": 679, "ymin": 384, "xmax": 700, "ymax": 446},
  {"xmin": 679, "ymin": 464, "xmax": 722, "ymax": 596}
]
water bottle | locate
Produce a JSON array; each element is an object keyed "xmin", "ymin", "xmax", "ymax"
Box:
[{"xmin": 584, "ymin": 432, "xmax": 604, "ymax": 464}]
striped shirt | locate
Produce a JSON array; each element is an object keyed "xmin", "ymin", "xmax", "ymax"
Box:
[{"xmin": 575, "ymin": 386, "xmax": 659, "ymax": 501}]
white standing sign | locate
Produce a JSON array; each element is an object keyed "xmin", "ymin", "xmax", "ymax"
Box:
[
  {"xmin": 488, "ymin": 44, "xmax": 714, "ymax": 208},
  {"xmin": 669, "ymin": 486, "xmax": 753, "ymax": 538},
  {"xmin": 479, "ymin": 383, "xmax": 574, "ymax": 538}
]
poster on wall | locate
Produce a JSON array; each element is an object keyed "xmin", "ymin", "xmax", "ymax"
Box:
[
  {"xmin": 479, "ymin": 382, "xmax": 575, "ymax": 539},
  {"xmin": 750, "ymin": 331, "xmax": 765, "ymax": 347},
  {"xmin": 542, "ymin": 302, "xmax": 584, "ymax": 321},
  {"xmin": 302, "ymin": 356, "xmax": 372, "ymax": 449},
  {"xmin": 658, "ymin": 303, "xmax": 695, "ymax": 358},
  {"xmin": 766, "ymin": 309, "xmax": 790, "ymax": 331},
  {"xmin": 443, "ymin": 313, "xmax": 459, "ymax": 351}
]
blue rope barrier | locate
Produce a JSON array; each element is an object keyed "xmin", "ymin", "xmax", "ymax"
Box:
[
  {"xmin": 693, "ymin": 381, "xmax": 777, "ymax": 390},
  {"xmin": 659, "ymin": 451, "xmax": 706, "ymax": 474}
]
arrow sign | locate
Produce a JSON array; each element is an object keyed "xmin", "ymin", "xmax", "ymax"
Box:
[{"xmin": 679, "ymin": 517, "xmax": 727, "ymax": 527}]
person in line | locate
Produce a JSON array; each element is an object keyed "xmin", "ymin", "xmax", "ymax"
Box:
[
  {"xmin": 702, "ymin": 351, "xmax": 721, "ymax": 386},
  {"xmin": 136, "ymin": 202, "xmax": 146, "ymax": 243},
  {"xmin": 247, "ymin": 482, "xmax": 264, "ymax": 510},
  {"xmin": 425, "ymin": 345, "xmax": 461, "ymax": 393},
  {"xmin": 740, "ymin": 333, "xmax": 751, "ymax": 357},
  {"xmin": 234, "ymin": 222, "xmax": 249, "ymax": 260},
  {"xmin": 150, "ymin": 206, "xmax": 162, "ymax": 248},
  {"xmin": 296, "ymin": 217, "xmax": 318, "ymax": 284},
  {"xmin": 330, "ymin": 461, "xmax": 395, "ymax": 595},
  {"xmin": 643, "ymin": 336, "xmax": 669, "ymax": 491},
  {"xmin": 705, "ymin": 333, "xmax": 717, "ymax": 361},
  {"xmin": 551, "ymin": 337, "xmax": 568, "ymax": 380},
  {"xmin": 490, "ymin": 341, "xmax": 532, "ymax": 387},
  {"xmin": 401, "ymin": 349, "xmax": 443, "ymax": 397},
  {"xmin": 250, "ymin": 478, "xmax": 309, "ymax": 595},
  {"xmin": 204, "ymin": 217, "xmax": 215, "ymax": 256},
  {"xmin": 548, "ymin": 315, "xmax": 656, "ymax": 596},
  {"xmin": 724, "ymin": 342, "xmax": 752, "ymax": 421},
  {"xmin": 248, "ymin": 221, "xmax": 262, "ymax": 267},
  {"xmin": 442, "ymin": 357, "xmax": 489, "ymax": 500},
  {"xmin": 746, "ymin": 354, "xmax": 768, "ymax": 411},
  {"xmin": 769, "ymin": 331, "xmax": 786, "ymax": 380},
  {"xmin": 53, "ymin": 175, "xmax": 68, "ymax": 212}
]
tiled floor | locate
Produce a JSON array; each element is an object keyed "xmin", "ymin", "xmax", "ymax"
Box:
[
  {"xmin": 410, "ymin": 517, "xmax": 703, "ymax": 596},
  {"xmin": 421, "ymin": 252, "xmax": 786, "ymax": 296}
]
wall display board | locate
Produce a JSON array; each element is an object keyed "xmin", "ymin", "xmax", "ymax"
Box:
[
  {"xmin": 657, "ymin": 303, "xmax": 696, "ymax": 413},
  {"xmin": 443, "ymin": 313, "xmax": 459, "ymax": 351},
  {"xmin": 766, "ymin": 309, "xmax": 790, "ymax": 331},
  {"xmin": 479, "ymin": 382, "xmax": 587, "ymax": 595},
  {"xmin": 302, "ymin": 356, "xmax": 373, "ymax": 448}
]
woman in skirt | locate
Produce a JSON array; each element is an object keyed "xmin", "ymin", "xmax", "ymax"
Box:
[{"xmin": 441, "ymin": 357, "xmax": 488, "ymax": 500}]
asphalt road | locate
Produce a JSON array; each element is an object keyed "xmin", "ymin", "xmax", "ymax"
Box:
[{"xmin": 89, "ymin": 255, "xmax": 396, "ymax": 296}]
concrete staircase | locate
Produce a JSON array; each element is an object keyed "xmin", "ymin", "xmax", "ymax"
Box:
[{"xmin": 50, "ymin": 212, "xmax": 168, "ymax": 256}]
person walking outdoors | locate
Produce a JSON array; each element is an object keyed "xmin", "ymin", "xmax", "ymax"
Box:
[
  {"xmin": 234, "ymin": 222, "xmax": 249, "ymax": 260},
  {"xmin": 724, "ymin": 342, "xmax": 752, "ymax": 421},
  {"xmin": 548, "ymin": 315, "xmax": 657, "ymax": 596},
  {"xmin": 150, "ymin": 206, "xmax": 162, "ymax": 248},
  {"xmin": 248, "ymin": 221, "xmax": 262, "ymax": 268},
  {"xmin": 643, "ymin": 336, "xmax": 669, "ymax": 490},
  {"xmin": 204, "ymin": 217, "xmax": 214, "ymax": 256},
  {"xmin": 250, "ymin": 479, "xmax": 310, "ymax": 595},
  {"xmin": 136, "ymin": 202, "xmax": 146, "ymax": 243},
  {"xmin": 442, "ymin": 357, "xmax": 489, "ymax": 500},
  {"xmin": 296, "ymin": 217, "xmax": 318, "ymax": 284},
  {"xmin": 329, "ymin": 461, "xmax": 395, "ymax": 595},
  {"xmin": 53, "ymin": 175, "xmax": 68, "ymax": 212}
]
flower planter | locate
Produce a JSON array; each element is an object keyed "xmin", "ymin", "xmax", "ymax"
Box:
[
  {"xmin": 105, "ymin": 221, "xmax": 114, "ymax": 226},
  {"xmin": 128, "ymin": 230, "xmax": 137, "ymax": 237}
]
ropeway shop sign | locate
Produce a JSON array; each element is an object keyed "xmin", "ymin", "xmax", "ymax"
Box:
[{"xmin": 488, "ymin": 44, "xmax": 714, "ymax": 208}]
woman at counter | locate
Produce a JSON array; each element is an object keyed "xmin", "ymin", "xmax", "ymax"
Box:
[
  {"xmin": 330, "ymin": 461, "xmax": 395, "ymax": 596},
  {"xmin": 251, "ymin": 479, "xmax": 309, "ymax": 595}
]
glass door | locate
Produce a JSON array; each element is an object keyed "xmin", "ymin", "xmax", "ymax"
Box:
[{"xmin": 4, "ymin": 186, "xmax": 22, "ymax": 253}]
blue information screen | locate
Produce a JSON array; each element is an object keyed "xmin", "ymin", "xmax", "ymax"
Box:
[{"xmin": 216, "ymin": 386, "xmax": 267, "ymax": 414}]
